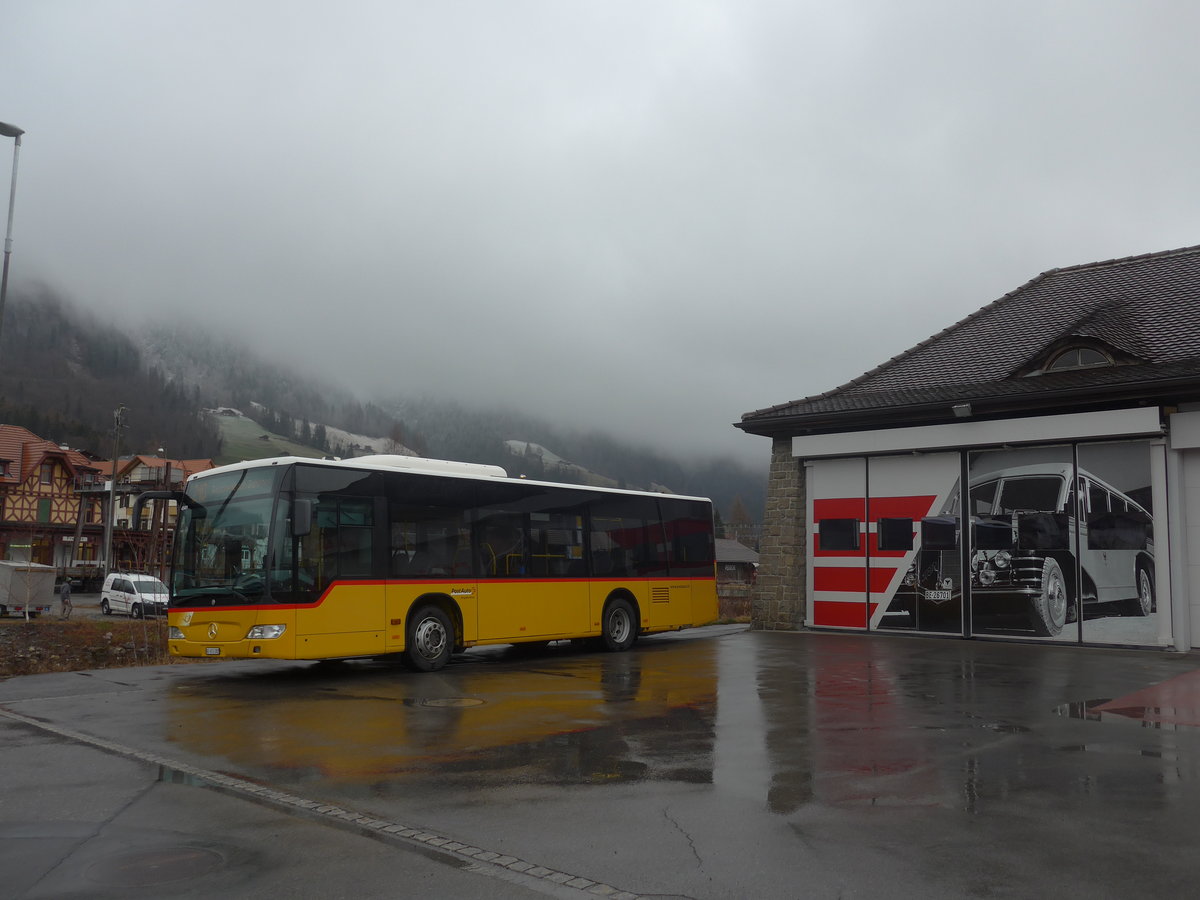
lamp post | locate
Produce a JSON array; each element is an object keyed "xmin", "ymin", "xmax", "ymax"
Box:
[
  {"xmin": 0, "ymin": 121, "xmax": 23, "ymax": 357},
  {"xmin": 103, "ymin": 406, "xmax": 126, "ymax": 576}
]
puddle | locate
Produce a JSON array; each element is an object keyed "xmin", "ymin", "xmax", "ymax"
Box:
[
  {"xmin": 419, "ymin": 697, "xmax": 487, "ymax": 709},
  {"xmin": 1055, "ymin": 699, "xmax": 1198, "ymax": 730},
  {"xmin": 158, "ymin": 765, "xmax": 208, "ymax": 787}
]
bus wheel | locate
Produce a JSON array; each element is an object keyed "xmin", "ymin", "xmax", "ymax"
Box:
[
  {"xmin": 601, "ymin": 598, "xmax": 637, "ymax": 652},
  {"xmin": 1030, "ymin": 558, "xmax": 1067, "ymax": 637},
  {"xmin": 406, "ymin": 605, "xmax": 452, "ymax": 672},
  {"xmin": 1123, "ymin": 564, "xmax": 1155, "ymax": 617}
]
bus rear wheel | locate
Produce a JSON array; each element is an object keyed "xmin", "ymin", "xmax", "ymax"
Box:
[
  {"xmin": 601, "ymin": 598, "xmax": 637, "ymax": 652},
  {"xmin": 406, "ymin": 605, "xmax": 453, "ymax": 672}
]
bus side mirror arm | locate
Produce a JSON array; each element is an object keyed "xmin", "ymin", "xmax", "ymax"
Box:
[
  {"xmin": 293, "ymin": 499, "xmax": 313, "ymax": 538},
  {"xmin": 131, "ymin": 491, "xmax": 191, "ymax": 531}
]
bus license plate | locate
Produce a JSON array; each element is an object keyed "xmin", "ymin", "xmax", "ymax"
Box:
[
  {"xmin": 926, "ymin": 590, "xmax": 952, "ymax": 602},
  {"xmin": 205, "ymin": 647, "xmax": 221, "ymax": 656}
]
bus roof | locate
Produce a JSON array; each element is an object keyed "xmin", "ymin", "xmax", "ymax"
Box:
[{"xmin": 187, "ymin": 455, "xmax": 713, "ymax": 503}]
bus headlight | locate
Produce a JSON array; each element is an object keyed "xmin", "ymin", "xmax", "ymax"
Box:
[
  {"xmin": 993, "ymin": 551, "xmax": 1011, "ymax": 569},
  {"xmin": 978, "ymin": 565, "xmax": 997, "ymax": 586},
  {"xmin": 246, "ymin": 625, "xmax": 287, "ymax": 640},
  {"xmin": 168, "ymin": 626, "xmax": 185, "ymax": 640}
]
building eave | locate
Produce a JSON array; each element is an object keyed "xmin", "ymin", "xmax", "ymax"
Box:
[{"xmin": 737, "ymin": 376, "xmax": 1198, "ymax": 439}]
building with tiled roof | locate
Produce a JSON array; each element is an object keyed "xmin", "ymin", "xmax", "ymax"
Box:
[
  {"xmin": 738, "ymin": 244, "xmax": 1200, "ymax": 653},
  {"xmin": 86, "ymin": 455, "xmax": 215, "ymax": 575},
  {"xmin": 0, "ymin": 423, "xmax": 217, "ymax": 586},
  {"xmin": 0, "ymin": 424, "xmax": 104, "ymax": 575}
]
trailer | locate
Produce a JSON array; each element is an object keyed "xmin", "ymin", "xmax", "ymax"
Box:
[{"xmin": 0, "ymin": 560, "xmax": 57, "ymax": 618}]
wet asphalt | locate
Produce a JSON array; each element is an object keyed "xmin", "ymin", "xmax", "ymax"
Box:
[{"xmin": 2, "ymin": 620, "xmax": 1200, "ymax": 899}]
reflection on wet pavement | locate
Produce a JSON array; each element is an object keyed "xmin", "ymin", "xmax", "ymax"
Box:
[
  {"xmin": 168, "ymin": 640, "xmax": 720, "ymax": 786},
  {"xmin": 165, "ymin": 629, "xmax": 1200, "ymax": 826}
]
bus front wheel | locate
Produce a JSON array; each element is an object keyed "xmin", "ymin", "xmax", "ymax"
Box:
[
  {"xmin": 601, "ymin": 598, "xmax": 637, "ymax": 652},
  {"xmin": 406, "ymin": 605, "xmax": 453, "ymax": 672}
]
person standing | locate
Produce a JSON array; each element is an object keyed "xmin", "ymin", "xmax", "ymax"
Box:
[{"xmin": 59, "ymin": 578, "xmax": 72, "ymax": 619}]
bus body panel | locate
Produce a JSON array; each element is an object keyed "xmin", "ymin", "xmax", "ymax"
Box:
[
  {"xmin": 692, "ymin": 577, "xmax": 719, "ymax": 627},
  {"xmin": 477, "ymin": 578, "xmax": 590, "ymax": 641},
  {"xmin": 296, "ymin": 582, "xmax": 385, "ymax": 641},
  {"xmin": 170, "ymin": 607, "xmax": 298, "ymax": 659},
  {"xmin": 168, "ymin": 572, "xmax": 719, "ymax": 660}
]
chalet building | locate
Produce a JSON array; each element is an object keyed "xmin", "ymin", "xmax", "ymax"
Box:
[
  {"xmin": 0, "ymin": 423, "xmax": 216, "ymax": 582},
  {"xmin": 90, "ymin": 455, "xmax": 215, "ymax": 574},
  {"xmin": 0, "ymin": 425, "xmax": 104, "ymax": 568},
  {"xmin": 716, "ymin": 538, "xmax": 759, "ymax": 586},
  {"xmin": 715, "ymin": 537, "xmax": 759, "ymax": 620},
  {"xmin": 738, "ymin": 244, "xmax": 1200, "ymax": 651}
]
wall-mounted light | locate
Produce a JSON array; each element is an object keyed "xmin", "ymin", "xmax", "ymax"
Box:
[{"xmin": 952, "ymin": 403, "xmax": 973, "ymax": 418}]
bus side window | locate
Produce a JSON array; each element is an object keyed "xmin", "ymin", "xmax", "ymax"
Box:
[
  {"xmin": 659, "ymin": 498, "xmax": 715, "ymax": 576},
  {"xmin": 529, "ymin": 512, "xmax": 585, "ymax": 577},
  {"xmin": 591, "ymin": 516, "xmax": 635, "ymax": 577},
  {"xmin": 314, "ymin": 498, "xmax": 374, "ymax": 583},
  {"xmin": 478, "ymin": 515, "xmax": 526, "ymax": 576}
]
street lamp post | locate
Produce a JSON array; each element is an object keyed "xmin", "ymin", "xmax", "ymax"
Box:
[
  {"xmin": 103, "ymin": 406, "xmax": 126, "ymax": 576},
  {"xmin": 0, "ymin": 121, "xmax": 24, "ymax": 356}
]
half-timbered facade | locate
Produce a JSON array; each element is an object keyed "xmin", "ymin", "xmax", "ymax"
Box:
[{"xmin": 0, "ymin": 425, "xmax": 103, "ymax": 568}]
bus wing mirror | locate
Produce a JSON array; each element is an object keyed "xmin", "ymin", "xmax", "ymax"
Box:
[{"xmin": 293, "ymin": 499, "xmax": 313, "ymax": 537}]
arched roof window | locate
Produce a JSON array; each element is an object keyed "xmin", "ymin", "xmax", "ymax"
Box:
[{"xmin": 1044, "ymin": 346, "xmax": 1114, "ymax": 372}]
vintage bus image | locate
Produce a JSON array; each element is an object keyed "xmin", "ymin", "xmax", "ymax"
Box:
[
  {"xmin": 151, "ymin": 455, "xmax": 718, "ymax": 670},
  {"xmin": 894, "ymin": 463, "xmax": 1154, "ymax": 636}
]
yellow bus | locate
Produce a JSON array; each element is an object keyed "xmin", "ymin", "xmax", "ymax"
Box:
[{"xmin": 149, "ymin": 455, "xmax": 718, "ymax": 671}]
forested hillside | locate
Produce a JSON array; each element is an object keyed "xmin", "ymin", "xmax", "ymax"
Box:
[
  {"xmin": 0, "ymin": 286, "xmax": 221, "ymax": 458},
  {"xmin": 0, "ymin": 286, "xmax": 765, "ymax": 527}
]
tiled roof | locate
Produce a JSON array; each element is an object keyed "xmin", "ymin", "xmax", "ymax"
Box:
[
  {"xmin": 741, "ymin": 245, "xmax": 1200, "ymax": 430},
  {"xmin": 93, "ymin": 456, "xmax": 216, "ymax": 481},
  {"xmin": 0, "ymin": 424, "xmax": 100, "ymax": 486},
  {"xmin": 716, "ymin": 538, "xmax": 759, "ymax": 565}
]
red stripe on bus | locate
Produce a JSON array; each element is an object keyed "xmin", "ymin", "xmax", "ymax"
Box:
[{"xmin": 169, "ymin": 574, "xmax": 719, "ymax": 613}]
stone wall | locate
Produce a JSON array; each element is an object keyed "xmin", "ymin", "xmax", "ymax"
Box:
[{"xmin": 751, "ymin": 436, "xmax": 805, "ymax": 630}]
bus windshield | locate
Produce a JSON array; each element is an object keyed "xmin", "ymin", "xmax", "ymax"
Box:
[{"xmin": 171, "ymin": 465, "xmax": 283, "ymax": 607}]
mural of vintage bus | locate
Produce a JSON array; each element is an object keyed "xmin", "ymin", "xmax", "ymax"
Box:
[{"xmin": 895, "ymin": 463, "xmax": 1154, "ymax": 636}]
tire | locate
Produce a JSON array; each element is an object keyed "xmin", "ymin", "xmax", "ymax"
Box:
[
  {"xmin": 405, "ymin": 605, "xmax": 453, "ymax": 672},
  {"xmin": 1030, "ymin": 558, "xmax": 1068, "ymax": 637},
  {"xmin": 131, "ymin": 602, "xmax": 143, "ymax": 619},
  {"xmin": 1123, "ymin": 564, "xmax": 1155, "ymax": 617},
  {"xmin": 601, "ymin": 597, "xmax": 637, "ymax": 652},
  {"xmin": 100, "ymin": 599, "xmax": 111, "ymax": 615}
]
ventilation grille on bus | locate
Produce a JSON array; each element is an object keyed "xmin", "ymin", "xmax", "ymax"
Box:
[{"xmin": 651, "ymin": 586, "xmax": 670, "ymax": 604}]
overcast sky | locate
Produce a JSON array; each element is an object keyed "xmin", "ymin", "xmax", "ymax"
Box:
[{"xmin": 5, "ymin": 1, "xmax": 1199, "ymax": 466}]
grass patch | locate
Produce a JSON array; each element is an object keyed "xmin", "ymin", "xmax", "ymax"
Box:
[{"xmin": 212, "ymin": 409, "xmax": 323, "ymax": 466}]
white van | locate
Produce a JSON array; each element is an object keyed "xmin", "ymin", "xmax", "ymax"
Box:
[{"xmin": 100, "ymin": 573, "xmax": 169, "ymax": 618}]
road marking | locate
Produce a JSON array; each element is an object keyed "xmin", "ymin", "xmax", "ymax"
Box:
[{"xmin": 0, "ymin": 707, "xmax": 642, "ymax": 900}]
